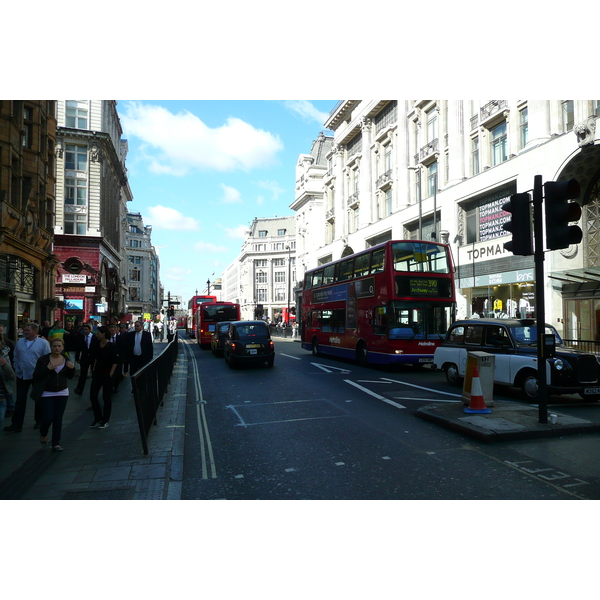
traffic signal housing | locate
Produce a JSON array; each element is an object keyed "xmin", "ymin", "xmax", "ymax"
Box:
[
  {"xmin": 544, "ymin": 179, "xmax": 582, "ymax": 251},
  {"xmin": 502, "ymin": 192, "xmax": 533, "ymax": 256}
]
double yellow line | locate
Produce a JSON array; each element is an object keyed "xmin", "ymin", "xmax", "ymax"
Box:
[{"xmin": 184, "ymin": 340, "xmax": 217, "ymax": 479}]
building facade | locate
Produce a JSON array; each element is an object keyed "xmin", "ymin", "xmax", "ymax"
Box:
[
  {"xmin": 294, "ymin": 100, "xmax": 600, "ymax": 341},
  {"xmin": 124, "ymin": 211, "xmax": 160, "ymax": 319},
  {"xmin": 53, "ymin": 100, "xmax": 133, "ymax": 324},
  {"xmin": 0, "ymin": 100, "xmax": 58, "ymax": 337},
  {"xmin": 222, "ymin": 216, "xmax": 296, "ymax": 321}
]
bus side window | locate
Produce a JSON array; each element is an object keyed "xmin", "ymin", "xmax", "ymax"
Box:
[
  {"xmin": 338, "ymin": 258, "xmax": 354, "ymax": 281},
  {"xmin": 354, "ymin": 253, "xmax": 370, "ymax": 278},
  {"xmin": 313, "ymin": 270, "xmax": 323, "ymax": 288},
  {"xmin": 370, "ymin": 249, "xmax": 384, "ymax": 274},
  {"xmin": 323, "ymin": 264, "xmax": 335, "ymax": 285}
]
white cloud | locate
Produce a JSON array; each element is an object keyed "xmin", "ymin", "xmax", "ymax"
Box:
[
  {"xmin": 145, "ymin": 205, "xmax": 200, "ymax": 230},
  {"xmin": 283, "ymin": 100, "xmax": 330, "ymax": 126},
  {"xmin": 120, "ymin": 102, "xmax": 284, "ymax": 175},
  {"xmin": 224, "ymin": 224, "xmax": 249, "ymax": 239},
  {"xmin": 257, "ymin": 180, "xmax": 284, "ymax": 200},
  {"xmin": 193, "ymin": 240, "xmax": 229, "ymax": 253},
  {"xmin": 220, "ymin": 184, "xmax": 243, "ymax": 204}
]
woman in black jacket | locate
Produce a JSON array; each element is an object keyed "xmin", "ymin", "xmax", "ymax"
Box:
[
  {"xmin": 89, "ymin": 326, "xmax": 118, "ymax": 429},
  {"xmin": 33, "ymin": 338, "xmax": 75, "ymax": 452}
]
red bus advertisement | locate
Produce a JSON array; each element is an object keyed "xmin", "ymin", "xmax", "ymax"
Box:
[
  {"xmin": 301, "ymin": 240, "xmax": 455, "ymax": 366},
  {"xmin": 195, "ymin": 301, "xmax": 241, "ymax": 347},
  {"xmin": 187, "ymin": 295, "xmax": 216, "ymax": 337}
]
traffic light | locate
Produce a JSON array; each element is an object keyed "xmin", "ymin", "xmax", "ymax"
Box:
[
  {"xmin": 544, "ymin": 179, "xmax": 582, "ymax": 251},
  {"xmin": 502, "ymin": 192, "xmax": 533, "ymax": 255},
  {"xmin": 169, "ymin": 305, "xmax": 175, "ymax": 317}
]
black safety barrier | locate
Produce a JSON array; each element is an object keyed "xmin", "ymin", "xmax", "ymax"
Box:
[
  {"xmin": 132, "ymin": 332, "xmax": 179, "ymax": 455},
  {"xmin": 563, "ymin": 339, "xmax": 600, "ymax": 355}
]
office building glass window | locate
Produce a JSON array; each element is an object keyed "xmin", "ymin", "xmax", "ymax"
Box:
[
  {"xmin": 65, "ymin": 178, "xmax": 87, "ymax": 205},
  {"xmin": 519, "ymin": 107, "xmax": 528, "ymax": 149},
  {"xmin": 490, "ymin": 122, "xmax": 507, "ymax": 166},
  {"xmin": 562, "ymin": 100, "xmax": 574, "ymax": 131},
  {"xmin": 427, "ymin": 162, "xmax": 438, "ymax": 197},
  {"xmin": 64, "ymin": 213, "xmax": 86, "ymax": 235},
  {"xmin": 426, "ymin": 108, "xmax": 438, "ymax": 142},
  {"xmin": 66, "ymin": 102, "xmax": 88, "ymax": 129},
  {"xmin": 472, "ymin": 137, "xmax": 479, "ymax": 176},
  {"xmin": 65, "ymin": 144, "xmax": 87, "ymax": 171}
]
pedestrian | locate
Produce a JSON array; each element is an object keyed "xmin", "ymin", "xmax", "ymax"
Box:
[
  {"xmin": 108, "ymin": 323, "xmax": 125, "ymax": 394},
  {"xmin": 74, "ymin": 323, "xmax": 98, "ymax": 396},
  {"xmin": 40, "ymin": 320, "xmax": 52, "ymax": 340},
  {"xmin": 63, "ymin": 320, "xmax": 78, "ymax": 361},
  {"xmin": 89, "ymin": 325, "xmax": 118, "ymax": 429},
  {"xmin": 0, "ymin": 349, "xmax": 15, "ymax": 430},
  {"xmin": 0, "ymin": 324, "xmax": 16, "ymax": 417},
  {"xmin": 124, "ymin": 320, "xmax": 154, "ymax": 390},
  {"xmin": 32, "ymin": 338, "xmax": 75, "ymax": 452},
  {"xmin": 48, "ymin": 320, "xmax": 67, "ymax": 342},
  {"xmin": 3, "ymin": 322, "xmax": 51, "ymax": 433},
  {"xmin": 157, "ymin": 320, "xmax": 164, "ymax": 342}
]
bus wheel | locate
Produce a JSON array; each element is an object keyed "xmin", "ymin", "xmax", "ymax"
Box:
[
  {"xmin": 356, "ymin": 342, "xmax": 368, "ymax": 367},
  {"xmin": 311, "ymin": 339, "xmax": 319, "ymax": 356}
]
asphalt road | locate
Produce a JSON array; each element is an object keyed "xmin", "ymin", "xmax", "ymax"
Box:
[{"xmin": 180, "ymin": 338, "xmax": 600, "ymax": 500}]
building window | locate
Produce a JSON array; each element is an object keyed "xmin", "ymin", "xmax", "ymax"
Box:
[
  {"xmin": 257, "ymin": 288, "xmax": 267, "ymax": 302},
  {"xmin": 65, "ymin": 178, "xmax": 87, "ymax": 206},
  {"xmin": 130, "ymin": 269, "xmax": 141, "ymax": 281},
  {"xmin": 384, "ymin": 188, "xmax": 392, "ymax": 217},
  {"xmin": 23, "ymin": 106, "xmax": 33, "ymax": 149},
  {"xmin": 562, "ymin": 100, "xmax": 574, "ymax": 132},
  {"xmin": 471, "ymin": 136, "xmax": 480, "ymax": 176},
  {"xmin": 490, "ymin": 122, "xmax": 507, "ymax": 166},
  {"xmin": 65, "ymin": 144, "xmax": 87, "ymax": 171},
  {"xmin": 277, "ymin": 229, "xmax": 286, "ymax": 236},
  {"xmin": 255, "ymin": 259, "xmax": 267, "ymax": 267},
  {"xmin": 594, "ymin": 101, "xmax": 600, "ymax": 117},
  {"xmin": 274, "ymin": 271, "xmax": 286, "ymax": 283},
  {"xmin": 64, "ymin": 213, "xmax": 86, "ymax": 235},
  {"xmin": 519, "ymin": 107, "xmax": 529, "ymax": 149},
  {"xmin": 275, "ymin": 289, "xmax": 285, "ymax": 302},
  {"xmin": 258, "ymin": 230, "xmax": 267, "ymax": 237},
  {"xmin": 427, "ymin": 162, "xmax": 438, "ymax": 197},
  {"xmin": 426, "ymin": 108, "xmax": 438, "ymax": 143},
  {"xmin": 256, "ymin": 271, "xmax": 267, "ymax": 284},
  {"xmin": 66, "ymin": 102, "xmax": 88, "ymax": 129},
  {"xmin": 273, "ymin": 242, "xmax": 285, "ymax": 251}
]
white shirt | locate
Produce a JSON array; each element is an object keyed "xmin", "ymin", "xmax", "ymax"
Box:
[{"xmin": 134, "ymin": 331, "xmax": 142, "ymax": 356}]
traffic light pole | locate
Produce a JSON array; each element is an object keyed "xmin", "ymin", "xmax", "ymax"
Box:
[{"xmin": 533, "ymin": 174, "xmax": 548, "ymax": 423}]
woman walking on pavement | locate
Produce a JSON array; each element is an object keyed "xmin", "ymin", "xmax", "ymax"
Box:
[
  {"xmin": 89, "ymin": 325, "xmax": 118, "ymax": 429},
  {"xmin": 33, "ymin": 338, "xmax": 75, "ymax": 452}
]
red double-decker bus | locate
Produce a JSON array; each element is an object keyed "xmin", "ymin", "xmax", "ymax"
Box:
[
  {"xmin": 301, "ymin": 240, "xmax": 456, "ymax": 366},
  {"xmin": 187, "ymin": 295, "xmax": 216, "ymax": 337},
  {"xmin": 195, "ymin": 301, "xmax": 241, "ymax": 347}
]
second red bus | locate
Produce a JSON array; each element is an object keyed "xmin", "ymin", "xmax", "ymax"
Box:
[
  {"xmin": 195, "ymin": 301, "xmax": 241, "ymax": 347},
  {"xmin": 187, "ymin": 295, "xmax": 216, "ymax": 337},
  {"xmin": 301, "ymin": 240, "xmax": 455, "ymax": 366}
]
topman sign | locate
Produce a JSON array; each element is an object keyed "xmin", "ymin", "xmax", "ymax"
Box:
[{"xmin": 458, "ymin": 239, "xmax": 511, "ymax": 265}]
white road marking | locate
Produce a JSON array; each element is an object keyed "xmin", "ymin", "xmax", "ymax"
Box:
[
  {"xmin": 380, "ymin": 377, "xmax": 462, "ymax": 398},
  {"xmin": 343, "ymin": 379, "xmax": 406, "ymax": 409},
  {"xmin": 312, "ymin": 362, "xmax": 351, "ymax": 374},
  {"xmin": 280, "ymin": 353, "xmax": 301, "ymax": 360}
]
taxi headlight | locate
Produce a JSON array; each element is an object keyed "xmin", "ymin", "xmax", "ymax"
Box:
[{"xmin": 553, "ymin": 358, "xmax": 566, "ymax": 371}]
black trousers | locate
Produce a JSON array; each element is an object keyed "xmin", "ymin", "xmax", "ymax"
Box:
[
  {"xmin": 39, "ymin": 395, "xmax": 68, "ymax": 446},
  {"xmin": 11, "ymin": 378, "xmax": 42, "ymax": 428},
  {"xmin": 90, "ymin": 371, "xmax": 113, "ymax": 423},
  {"xmin": 76, "ymin": 357, "xmax": 93, "ymax": 392}
]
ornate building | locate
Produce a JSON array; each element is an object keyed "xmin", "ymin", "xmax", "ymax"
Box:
[
  {"xmin": 0, "ymin": 101, "xmax": 58, "ymax": 337},
  {"xmin": 53, "ymin": 101, "xmax": 132, "ymax": 324},
  {"xmin": 294, "ymin": 100, "xmax": 600, "ymax": 340}
]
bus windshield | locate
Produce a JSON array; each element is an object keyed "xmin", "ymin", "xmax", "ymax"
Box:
[
  {"xmin": 384, "ymin": 300, "xmax": 453, "ymax": 340},
  {"xmin": 391, "ymin": 242, "xmax": 450, "ymax": 274}
]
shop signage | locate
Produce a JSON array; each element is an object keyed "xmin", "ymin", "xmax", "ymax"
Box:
[
  {"xmin": 458, "ymin": 239, "xmax": 511, "ymax": 266},
  {"xmin": 62, "ymin": 274, "xmax": 86, "ymax": 283},
  {"xmin": 459, "ymin": 268, "xmax": 534, "ymax": 288}
]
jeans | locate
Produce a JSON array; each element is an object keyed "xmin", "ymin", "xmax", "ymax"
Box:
[
  {"xmin": 90, "ymin": 371, "xmax": 113, "ymax": 423},
  {"xmin": 39, "ymin": 395, "xmax": 68, "ymax": 446},
  {"xmin": 10, "ymin": 378, "xmax": 42, "ymax": 429}
]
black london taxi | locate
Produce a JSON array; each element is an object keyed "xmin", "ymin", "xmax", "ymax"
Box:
[{"xmin": 224, "ymin": 320, "xmax": 275, "ymax": 368}]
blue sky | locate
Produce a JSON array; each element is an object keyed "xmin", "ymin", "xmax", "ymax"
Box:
[{"xmin": 117, "ymin": 100, "xmax": 336, "ymax": 305}]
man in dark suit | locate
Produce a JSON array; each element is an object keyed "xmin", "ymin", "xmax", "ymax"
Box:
[
  {"xmin": 124, "ymin": 320, "xmax": 153, "ymax": 390},
  {"xmin": 74, "ymin": 323, "xmax": 98, "ymax": 395}
]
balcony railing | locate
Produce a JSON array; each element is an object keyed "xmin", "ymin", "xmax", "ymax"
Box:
[
  {"xmin": 415, "ymin": 138, "xmax": 439, "ymax": 162},
  {"xmin": 347, "ymin": 191, "xmax": 359, "ymax": 207},
  {"xmin": 376, "ymin": 169, "xmax": 393, "ymax": 188},
  {"xmin": 471, "ymin": 101, "xmax": 508, "ymax": 130}
]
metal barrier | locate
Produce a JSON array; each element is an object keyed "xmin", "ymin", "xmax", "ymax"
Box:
[
  {"xmin": 132, "ymin": 332, "xmax": 179, "ymax": 455},
  {"xmin": 269, "ymin": 325, "xmax": 299, "ymax": 339},
  {"xmin": 563, "ymin": 339, "xmax": 600, "ymax": 355}
]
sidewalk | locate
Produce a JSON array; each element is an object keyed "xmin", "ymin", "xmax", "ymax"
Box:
[{"xmin": 0, "ymin": 340, "xmax": 187, "ymax": 500}]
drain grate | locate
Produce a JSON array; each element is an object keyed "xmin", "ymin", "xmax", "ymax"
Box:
[{"xmin": 63, "ymin": 487, "xmax": 135, "ymax": 500}]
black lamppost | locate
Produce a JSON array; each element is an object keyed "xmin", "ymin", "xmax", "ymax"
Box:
[{"xmin": 206, "ymin": 279, "xmax": 211, "ymax": 295}]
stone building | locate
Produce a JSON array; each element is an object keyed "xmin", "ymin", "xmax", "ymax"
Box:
[
  {"xmin": 294, "ymin": 100, "xmax": 600, "ymax": 340},
  {"xmin": 53, "ymin": 100, "xmax": 132, "ymax": 324},
  {"xmin": 222, "ymin": 216, "xmax": 296, "ymax": 322},
  {"xmin": 0, "ymin": 101, "xmax": 58, "ymax": 336}
]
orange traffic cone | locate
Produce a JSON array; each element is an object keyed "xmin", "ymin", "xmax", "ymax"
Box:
[{"xmin": 464, "ymin": 365, "xmax": 492, "ymax": 414}]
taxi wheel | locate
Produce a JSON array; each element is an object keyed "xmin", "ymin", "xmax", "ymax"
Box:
[
  {"xmin": 518, "ymin": 370, "xmax": 539, "ymax": 400},
  {"xmin": 444, "ymin": 363, "xmax": 462, "ymax": 387}
]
